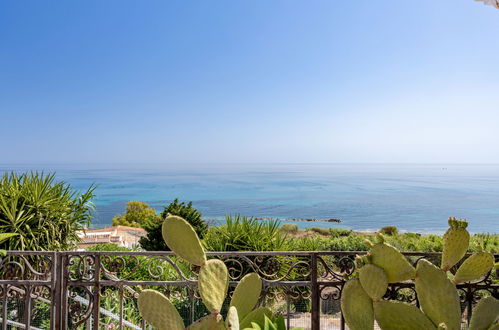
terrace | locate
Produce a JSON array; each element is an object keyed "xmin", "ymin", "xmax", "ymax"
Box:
[{"xmin": 0, "ymin": 250, "xmax": 497, "ymax": 330}]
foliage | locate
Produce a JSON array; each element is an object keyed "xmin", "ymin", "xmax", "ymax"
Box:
[
  {"xmin": 202, "ymin": 215, "xmax": 286, "ymax": 251},
  {"xmin": 285, "ymin": 229, "xmax": 498, "ymax": 253},
  {"xmin": 112, "ymin": 201, "xmax": 159, "ymax": 228},
  {"xmin": 341, "ymin": 219, "xmax": 497, "ymax": 330},
  {"xmin": 138, "ymin": 215, "xmax": 271, "ymax": 329},
  {"xmin": 329, "ymin": 228, "xmax": 353, "ymax": 238},
  {"xmin": 0, "ymin": 172, "xmax": 95, "ymax": 251},
  {"xmin": 86, "ymin": 244, "xmax": 179, "ymax": 282},
  {"xmin": 306, "ymin": 227, "xmax": 330, "ymax": 236},
  {"xmin": 140, "ymin": 199, "xmax": 206, "ymax": 251},
  {"xmin": 0, "ymin": 233, "xmax": 18, "ymax": 256},
  {"xmin": 280, "ymin": 223, "xmax": 298, "ymax": 233},
  {"xmin": 287, "ymin": 236, "xmax": 330, "ymax": 251},
  {"xmin": 379, "ymin": 226, "xmax": 399, "ymax": 236},
  {"xmin": 327, "ymin": 235, "xmax": 371, "ymax": 252},
  {"xmin": 101, "ymin": 290, "xmax": 142, "ymax": 328}
]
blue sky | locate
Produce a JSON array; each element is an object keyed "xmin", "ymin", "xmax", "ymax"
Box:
[{"xmin": 1, "ymin": 0, "xmax": 498, "ymax": 164}]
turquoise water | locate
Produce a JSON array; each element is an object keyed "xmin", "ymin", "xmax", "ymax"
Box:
[{"xmin": 1, "ymin": 163, "xmax": 498, "ymax": 234}]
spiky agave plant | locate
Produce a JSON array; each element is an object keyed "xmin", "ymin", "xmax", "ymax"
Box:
[
  {"xmin": 0, "ymin": 172, "xmax": 95, "ymax": 251},
  {"xmin": 137, "ymin": 215, "xmax": 304, "ymax": 330},
  {"xmin": 341, "ymin": 217, "xmax": 497, "ymax": 330}
]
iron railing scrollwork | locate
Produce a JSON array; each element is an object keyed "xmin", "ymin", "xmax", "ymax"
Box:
[{"xmin": 0, "ymin": 251, "xmax": 497, "ymax": 330}]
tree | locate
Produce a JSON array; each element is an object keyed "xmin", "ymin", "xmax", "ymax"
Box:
[
  {"xmin": 112, "ymin": 201, "xmax": 159, "ymax": 228},
  {"xmin": 0, "ymin": 172, "xmax": 95, "ymax": 251},
  {"xmin": 139, "ymin": 199, "xmax": 207, "ymax": 251}
]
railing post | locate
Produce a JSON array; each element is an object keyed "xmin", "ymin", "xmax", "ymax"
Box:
[
  {"xmin": 92, "ymin": 254, "xmax": 101, "ymax": 329},
  {"xmin": 310, "ymin": 253, "xmax": 320, "ymax": 330},
  {"xmin": 53, "ymin": 252, "xmax": 63, "ymax": 330}
]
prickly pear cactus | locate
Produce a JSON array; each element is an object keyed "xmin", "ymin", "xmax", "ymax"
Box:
[
  {"xmin": 453, "ymin": 251, "xmax": 494, "ymax": 284},
  {"xmin": 347, "ymin": 217, "xmax": 495, "ymax": 330},
  {"xmin": 441, "ymin": 217, "xmax": 470, "ymax": 271},
  {"xmin": 468, "ymin": 296, "xmax": 499, "ymax": 330},
  {"xmin": 415, "ymin": 259, "xmax": 461, "ymax": 330},
  {"xmin": 488, "ymin": 323, "xmax": 499, "ymax": 330},
  {"xmin": 341, "ymin": 278, "xmax": 374, "ymax": 330},
  {"xmin": 162, "ymin": 215, "xmax": 207, "ymax": 266},
  {"xmin": 365, "ymin": 234, "xmax": 416, "ymax": 283},
  {"xmin": 359, "ymin": 264, "xmax": 388, "ymax": 300},
  {"xmin": 137, "ymin": 289, "xmax": 185, "ymax": 330},
  {"xmin": 139, "ymin": 215, "xmax": 266, "ymax": 329},
  {"xmin": 187, "ymin": 313, "xmax": 224, "ymax": 330},
  {"xmin": 239, "ymin": 307, "xmax": 273, "ymax": 329},
  {"xmin": 199, "ymin": 259, "xmax": 229, "ymax": 313},
  {"xmin": 230, "ymin": 273, "xmax": 262, "ymax": 320},
  {"xmin": 373, "ymin": 300, "xmax": 436, "ymax": 330},
  {"xmin": 226, "ymin": 306, "xmax": 240, "ymax": 330}
]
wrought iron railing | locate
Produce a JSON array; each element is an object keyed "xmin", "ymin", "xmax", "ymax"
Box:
[{"xmin": 0, "ymin": 251, "xmax": 497, "ymax": 329}]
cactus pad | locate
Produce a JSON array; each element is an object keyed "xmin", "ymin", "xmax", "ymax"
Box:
[
  {"xmin": 415, "ymin": 259, "xmax": 460, "ymax": 330},
  {"xmin": 226, "ymin": 306, "xmax": 240, "ymax": 330},
  {"xmin": 199, "ymin": 259, "xmax": 229, "ymax": 313},
  {"xmin": 468, "ymin": 296, "xmax": 499, "ymax": 330},
  {"xmin": 341, "ymin": 278, "xmax": 374, "ymax": 330},
  {"xmin": 368, "ymin": 241, "xmax": 416, "ymax": 283},
  {"xmin": 187, "ymin": 313, "xmax": 224, "ymax": 330},
  {"xmin": 453, "ymin": 252, "xmax": 494, "ymax": 284},
  {"xmin": 239, "ymin": 307, "xmax": 272, "ymax": 329},
  {"xmin": 230, "ymin": 272, "xmax": 262, "ymax": 320},
  {"xmin": 359, "ymin": 264, "xmax": 388, "ymax": 301},
  {"xmin": 162, "ymin": 215, "xmax": 207, "ymax": 266},
  {"xmin": 137, "ymin": 289, "xmax": 184, "ymax": 330},
  {"xmin": 441, "ymin": 217, "xmax": 470, "ymax": 271},
  {"xmin": 373, "ymin": 300, "xmax": 437, "ymax": 330}
]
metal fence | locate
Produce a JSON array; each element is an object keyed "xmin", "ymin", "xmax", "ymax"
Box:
[{"xmin": 0, "ymin": 251, "xmax": 497, "ymax": 329}]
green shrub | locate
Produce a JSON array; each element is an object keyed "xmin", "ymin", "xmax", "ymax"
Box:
[
  {"xmin": 112, "ymin": 201, "xmax": 159, "ymax": 228},
  {"xmin": 307, "ymin": 227, "xmax": 330, "ymax": 236},
  {"xmin": 280, "ymin": 223, "xmax": 298, "ymax": 233},
  {"xmin": 379, "ymin": 226, "xmax": 399, "ymax": 236},
  {"xmin": 327, "ymin": 235, "xmax": 370, "ymax": 251},
  {"xmin": 86, "ymin": 244, "xmax": 180, "ymax": 281},
  {"xmin": 202, "ymin": 215, "xmax": 286, "ymax": 251},
  {"xmin": 287, "ymin": 236, "xmax": 330, "ymax": 251},
  {"xmin": 0, "ymin": 172, "xmax": 95, "ymax": 251},
  {"xmin": 329, "ymin": 228, "xmax": 353, "ymax": 238},
  {"xmin": 140, "ymin": 199, "xmax": 206, "ymax": 251}
]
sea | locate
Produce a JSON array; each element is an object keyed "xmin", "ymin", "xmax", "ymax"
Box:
[{"xmin": 1, "ymin": 163, "xmax": 498, "ymax": 234}]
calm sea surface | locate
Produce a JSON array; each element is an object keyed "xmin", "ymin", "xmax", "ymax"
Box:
[{"xmin": 1, "ymin": 164, "xmax": 498, "ymax": 234}]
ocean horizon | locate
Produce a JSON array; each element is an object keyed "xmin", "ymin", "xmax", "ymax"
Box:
[{"xmin": 1, "ymin": 163, "xmax": 498, "ymax": 234}]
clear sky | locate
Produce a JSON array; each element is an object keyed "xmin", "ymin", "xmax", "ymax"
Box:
[{"xmin": 1, "ymin": 0, "xmax": 498, "ymax": 164}]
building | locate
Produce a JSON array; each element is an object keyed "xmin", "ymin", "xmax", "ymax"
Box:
[{"xmin": 77, "ymin": 226, "xmax": 147, "ymax": 250}]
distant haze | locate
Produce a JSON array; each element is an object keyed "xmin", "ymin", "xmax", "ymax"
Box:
[{"xmin": 1, "ymin": 1, "xmax": 498, "ymax": 163}]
